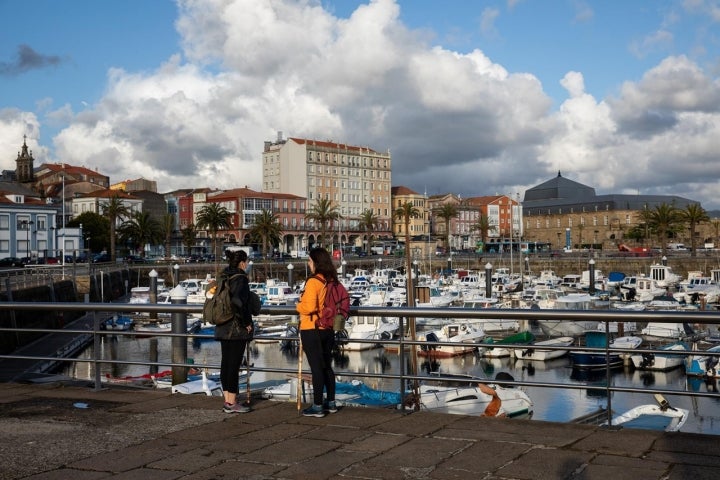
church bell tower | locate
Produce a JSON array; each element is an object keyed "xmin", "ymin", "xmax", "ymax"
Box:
[{"xmin": 16, "ymin": 135, "xmax": 35, "ymax": 184}]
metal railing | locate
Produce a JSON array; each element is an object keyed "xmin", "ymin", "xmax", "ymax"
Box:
[{"xmin": 1, "ymin": 301, "xmax": 720, "ymax": 423}]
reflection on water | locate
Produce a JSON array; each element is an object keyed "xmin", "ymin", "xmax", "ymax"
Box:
[{"xmin": 63, "ymin": 333, "xmax": 720, "ymax": 435}]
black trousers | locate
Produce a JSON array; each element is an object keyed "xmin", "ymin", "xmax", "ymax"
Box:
[
  {"xmin": 220, "ymin": 339, "xmax": 248, "ymax": 395},
  {"xmin": 301, "ymin": 328, "xmax": 335, "ymax": 405}
]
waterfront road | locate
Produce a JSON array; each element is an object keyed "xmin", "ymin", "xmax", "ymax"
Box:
[{"xmin": 0, "ymin": 381, "xmax": 718, "ymax": 480}]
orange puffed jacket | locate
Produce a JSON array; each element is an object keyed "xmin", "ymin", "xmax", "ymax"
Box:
[{"xmin": 296, "ymin": 274, "xmax": 326, "ymax": 330}]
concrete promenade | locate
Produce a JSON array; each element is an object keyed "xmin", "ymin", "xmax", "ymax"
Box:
[{"xmin": 0, "ymin": 382, "xmax": 718, "ymax": 480}]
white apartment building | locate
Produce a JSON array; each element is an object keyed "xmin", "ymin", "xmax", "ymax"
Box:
[{"xmin": 262, "ymin": 133, "xmax": 393, "ymax": 245}]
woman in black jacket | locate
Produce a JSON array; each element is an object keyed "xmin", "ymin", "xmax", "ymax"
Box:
[{"xmin": 214, "ymin": 249, "xmax": 253, "ymax": 413}]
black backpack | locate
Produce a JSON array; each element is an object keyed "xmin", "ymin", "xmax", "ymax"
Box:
[{"xmin": 202, "ymin": 274, "xmax": 242, "ymax": 325}]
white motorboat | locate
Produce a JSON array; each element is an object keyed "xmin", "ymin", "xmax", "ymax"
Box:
[
  {"xmin": 340, "ymin": 315, "xmax": 400, "ymax": 351},
  {"xmin": 629, "ymin": 342, "xmax": 689, "ymax": 371},
  {"xmin": 512, "ymin": 336, "xmax": 575, "ymax": 361},
  {"xmin": 640, "ymin": 322, "xmax": 695, "ymax": 341},
  {"xmin": 604, "ymin": 394, "xmax": 688, "ymax": 432},
  {"xmin": 418, "ymin": 381, "xmax": 533, "ymax": 418},
  {"xmin": 418, "ymin": 323, "xmax": 485, "ymax": 357},
  {"xmin": 536, "ymin": 293, "xmax": 600, "ymax": 337},
  {"xmin": 619, "ymin": 276, "xmax": 665, "ymax": 302}
]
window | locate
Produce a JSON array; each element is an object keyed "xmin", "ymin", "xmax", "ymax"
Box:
[{"xmin": 0, "ymin": 215, "xmax": 8, "ymax": 230}]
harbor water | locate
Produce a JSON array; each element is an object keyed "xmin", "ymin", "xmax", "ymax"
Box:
[{"xmin": 63, "ymin": 330, "xmax": 720, "ymax": 435}]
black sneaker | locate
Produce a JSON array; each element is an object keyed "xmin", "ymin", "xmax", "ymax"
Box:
[
  {"xmin": 302, "ymin": 404, "xmax": 326, "ymax": 417},
  {"xmin": 223, "ymin": 402, "xmax": 251, "ymax": 414},
  {"xmin": 323, "ymin": 400, "xmax": 339, "ymax": 413}
]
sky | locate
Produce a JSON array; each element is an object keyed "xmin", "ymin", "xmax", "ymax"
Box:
[{"xmin": 2, "ymin": 0, "xmax": 720, "ymax": 208}]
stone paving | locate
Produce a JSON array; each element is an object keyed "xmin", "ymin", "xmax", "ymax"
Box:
[{"xmin": 0, "ymin": 381, "xmax": 719, "ymax": 480}]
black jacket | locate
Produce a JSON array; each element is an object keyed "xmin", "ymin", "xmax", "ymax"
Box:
[{"xmin": 213, "ymin": 266, "xmax": 253, "ymax": 340}]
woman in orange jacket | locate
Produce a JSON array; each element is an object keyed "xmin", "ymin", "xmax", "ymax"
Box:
[{"xmin": 296, "ymin": 247, "xmax": 339, "ymax": 417}]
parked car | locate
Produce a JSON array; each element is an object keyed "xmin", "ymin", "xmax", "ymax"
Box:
[
  {"xmin": 92, "ymin": 253, "xmax": 112, "ymax": 263},
  {"xmin": 124, "ymin": 255, "xmax": 149, "ymax": 264},
  {"xmin": 0, "ymin": 257, "xmax": 25, "ymax": 268}
]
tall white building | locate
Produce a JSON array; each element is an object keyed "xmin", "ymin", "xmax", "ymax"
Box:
[{"xmin": 262, "ymin": 133, "xmax": 393, "ymax": 240}]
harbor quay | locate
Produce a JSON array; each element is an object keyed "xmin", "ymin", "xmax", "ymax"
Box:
[{"xmin": 0, "ymin": 381, "xmax": 719, "ymax": 480}]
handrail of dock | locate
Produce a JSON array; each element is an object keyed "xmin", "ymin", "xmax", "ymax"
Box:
[{"xmin": 1, "ymin": 301, "xmax": 719, "ymax": 426}]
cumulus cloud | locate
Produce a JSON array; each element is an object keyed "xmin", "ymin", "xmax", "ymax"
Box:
[{"xmin": 2, "ymin": 0, "xmax": 720, "ymax": 210}]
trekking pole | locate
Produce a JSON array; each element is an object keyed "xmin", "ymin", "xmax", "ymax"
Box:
[
  {"xmin": 244, "ymin": 340, "xmax": 252, "ymax": 406},
  {"xmin": 296, "ymin": 327, "xmax": 303, "ymax": 414}
]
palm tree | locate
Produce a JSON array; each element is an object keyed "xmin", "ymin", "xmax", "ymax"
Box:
[
  {"xmin": 681, "ymin": 203, "xmax": 709, "ymax": 257},
  {"xmin": 712, "ymin": 220, "xmax": 720, "ymax": 248},
  {"xmin": 100, "ymin": 194, "xmax": 130, "ymax": 262},
  {"xmin": 394, "ymin": 201, "xmax": 421, "ymax": 410},
  {"xmin": 305, "ymin": 198, "xmax": 341, "ymax": 248},
  {"xmin": 117, "ymin": 211, "xmax": 163, "ymax": 257},
  {"xmin": 646, "ymin": 203, "xmax": 684, "ymax": 255},
  {"xmin": 470, "ymin": 213, "xmax": 496, "ymax": 253},
  {"xmin": 195, "ymin": 203, "xmax": 232, "ymax": 273},
  {"xmin": 181, "ymin": 225, "xmax": 197, "ymax": 256},
  {"xmin": 249, "ymin": 210, "xmax": 283, "ymax": 258},
  {"xmin": 358, "ymin": 209, "xmax": 379, "ymax": 255},
  {"xmin": 160, "ymin": 213, "xmax": 175, "ymax": 259},
  {"xmin": 435, "ymin": 204, "xmax": 458, "ymax": 251}
]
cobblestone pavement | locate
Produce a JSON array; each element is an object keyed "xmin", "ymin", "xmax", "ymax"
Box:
[{"xmin": 0, "ymin": 381, "xmax": 718, "ymax": 480}]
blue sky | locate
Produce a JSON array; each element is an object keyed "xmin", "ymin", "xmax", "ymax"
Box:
[{"xmin": 2, "ymin": 0, "xmax": 720, "ymax": 208}]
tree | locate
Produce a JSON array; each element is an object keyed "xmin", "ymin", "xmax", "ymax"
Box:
[
  {"xmin": 358, "ymin": 209, "xmax": 379, "ymax": 255},
  {"xmin": 67, "ymin": 212, "xmax": 110, "ymax": 256},
  {"xmin": 435, "ymin": 204, "xmax": 458, "ymax": 251},
  {"xmin": 181, "ymin": 225, "xmax": 197, "ymax": 255},
  {"xmin": 645, "ymin": 203, "xmax": 684, "ymax": 255},
  {"xmin": 681, "ymin": 203, "xmax": 709, "ymax": 257},
  {"xmin": 99, "ymin": 194, "xmax": 130, "ymax": 262},
  {"xmin": 305, "ymin": 198, "xmax": 341, "ymax": 248},
  {"xmin": 249, "ymin": 209, "xmax": 283, "ymax": 258},
  {"xmin": 195, "ymin": 203, "xmax": 232, "ymax": 272},
  {"xmin": 117, "ymin": 211, "xmax": 163, "ymax": 257},
  {"xmin": 470, "ymin": 213, "xmax": 496, "ymax": 253},
  {"xmin": 160, "ymin": 213, "xmax": 175, "ymax": 259},
  {"xmin": 393, "ymin": 201, "xmax": 421, "ymax": 410}
]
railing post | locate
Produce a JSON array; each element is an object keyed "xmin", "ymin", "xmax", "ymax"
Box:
[
  {"xmin": 92, "ymin": 308, "xmax": 102, "ymax": 391},
  {"xmin": 170, "ymin": 285, "xmax": 188, "ymax": 385}
]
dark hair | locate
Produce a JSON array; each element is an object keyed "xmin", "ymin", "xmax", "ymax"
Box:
[
  {"xmin": 309, "ymin": 247, "xmax": 338, "ymax": 282},
  {"xmin": 225, "ymin": 249, "xmax": 248, "ymax": 268}
]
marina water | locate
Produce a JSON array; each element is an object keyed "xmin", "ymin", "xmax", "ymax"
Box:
[{"xmin": 64, "ymin": 332, "xmax": 720, "ymax": 435}]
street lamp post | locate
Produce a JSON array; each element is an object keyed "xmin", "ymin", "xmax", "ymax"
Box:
[
  {"xmin": 173, "ymin": 263, "xmax": 180, "ymax": 286},
  {"xmin": 412, "ymin": 259, "xmax": 418, "ymax": 288},
  {"xmin": 287, "ymin": 263, "xmax": 294, "ymax": 287},
  {"xmin": 588, "ymin": 258, "xmax": 596, "ymax": 296},
  {"xmin": 17, "ymin": 220, "xmax": 34, "ymax": 260},
  {"xmin": 341, "ymin": 259, "xmax": 347, "ymax": 279}
]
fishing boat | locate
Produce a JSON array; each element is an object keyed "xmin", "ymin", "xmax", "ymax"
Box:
[{"xmin": 512, "ymin": 336, "xmax": 575, "ymax": 361}]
